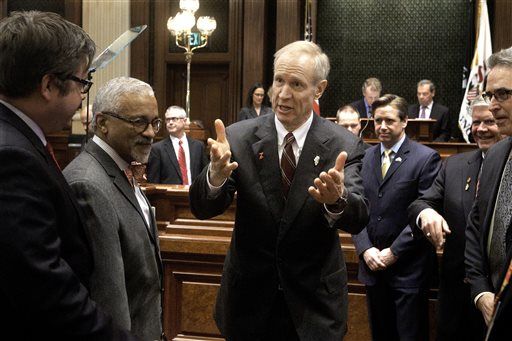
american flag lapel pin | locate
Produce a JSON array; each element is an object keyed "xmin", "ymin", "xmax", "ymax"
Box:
[
  {"xmin": 395, "ymin": 157, "xmax": 402, "ymax": 162},
  {"xmin": 314, "ymin": 155, "xmax": 320, "ymax": 166}
]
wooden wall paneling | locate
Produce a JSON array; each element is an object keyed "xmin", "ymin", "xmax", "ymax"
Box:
[
  {"xmin": 64, "ymin": 0, "xmax": 82, "ymax": 26},
  {"xmin": 275, "ymin": 0, "xmax": 302, "ymax": 50},
  {"xmin": 152, "ymin": 0, "xmax": 170, "ymax": 120},
  {"xmin": 226, "ymin": 0, "xmax": 243, "ymax": 125},
  {"xmin": 242, "ymin": 0, "xmax": 268, "ymax": 105},
  {"xmin": 0, "ymin": 0, "xmax": 8, "ymax": 19},
  {"xmin": 130, "ymin": 0, "xmax": 151, "ymax": 83},
  {"xmin": 493, "ymin": 0, "xmax": 512, "ymax": 52}
]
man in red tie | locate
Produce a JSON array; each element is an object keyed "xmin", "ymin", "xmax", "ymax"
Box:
[
  {"xmin": 147, "ymin": 105, "xmax": 207, "ymax": 185},
  {"xmin": 0, "ymin": 11, "xmax": 137, "ymax": 340}
]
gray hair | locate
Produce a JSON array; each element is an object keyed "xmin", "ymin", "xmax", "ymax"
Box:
[
  {"xmin": 91, "ymin": 77, "xmax": 154, "ymax": 130},
  {"xmin": 471, "ymin": 95, "xmax": 488, "ymax": 109},
  {"xmin": 417, "ymin": 79, "xmax": 435, "ymax": 93},
  {"xmin": 165, "ymin": 105, "xmax": 187, "ymax": 118},
  {"xmin": 362, "ymin": 78, "xmax": 382, "ymax": 93},
  {"xmin": 274, "ymin": 40, "xmax": 330, "ymax": 83},
  {"xmin": 487, "ymin": 46, "xmax": 512, "ymax": 69}
]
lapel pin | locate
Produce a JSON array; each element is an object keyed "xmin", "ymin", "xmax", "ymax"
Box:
[
  {"xmin": 465, "ymin": 177, "xmax": 471, "ymax": 191},
  {"xmin": 258, "ymin": 152, "xmax": 264, "ymax": 160},
  {"xmin": 314, "ymin": 155, "xmax": 320, "ymax": 166},
  {"xmin": 395, "ymin": 157, "xmax": 402, "ymax": 162}
]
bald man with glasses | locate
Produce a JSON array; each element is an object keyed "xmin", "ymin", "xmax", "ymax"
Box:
[{"xmin": 63, "ymin": 77, "xmax": 164, "ymax": 341}]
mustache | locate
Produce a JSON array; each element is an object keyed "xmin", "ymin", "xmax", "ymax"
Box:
[{"xmin": 134, "ymin": 137, "xmax": 153, "ymax": 145}]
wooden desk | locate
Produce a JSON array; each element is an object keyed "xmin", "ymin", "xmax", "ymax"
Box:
[
  {"xmin": 146, "ymin": 185, "xmax": 438, "ymax": 341},
  {"xmin": 360, "ymin": 118, "xmax": 436, "ymax": 141}
]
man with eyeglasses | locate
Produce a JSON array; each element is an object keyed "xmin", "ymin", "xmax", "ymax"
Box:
[
  {"xmin": 63, "ymin": 77, "xmax": 164, "ymax": 341},
  {"xmin": 147, "ymin": 105, "xmax": 207, "ymax": 184},
  {"xmin": 0, "ymin": 11, "xmax": 139, "ymax": 340},
  {"xmin": 465, "ymin": 46, "xmax": 512, "ymax": 340},
  {"xmin": 408, "ymin": 96, "xmax": 499, "ymax": 340}
]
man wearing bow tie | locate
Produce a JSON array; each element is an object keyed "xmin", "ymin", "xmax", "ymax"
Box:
[
  {"xmin": 352, "ymin": 94, "xmax": 441, "ymax": 341},
  {"xmin": 63, "ymin": 77, "xmax": 164, "ymax": 341},
  {"xmin": 189, "ymin": 41, "xmax": 369, "ymax": 341}
]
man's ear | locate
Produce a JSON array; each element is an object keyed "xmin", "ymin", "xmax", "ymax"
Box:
[
  {"xmin": 95, "ymin": 113, "xmax": 108, "ymax": 133},
  {"xmin": 40, "ymin": 74, "xmax": 55, "ymax": 101},
  {"xmin": 315, "ymin": 80, "xmax": 328, "ymax": 100}
]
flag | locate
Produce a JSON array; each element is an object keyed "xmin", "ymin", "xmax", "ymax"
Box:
[
  {"xmin": 459, "ymin": 0, "xmax": 492, "ymax": 143},
  {"xmin": 313, "ymin": 99, "xmax": 320, "ymax": 116}
]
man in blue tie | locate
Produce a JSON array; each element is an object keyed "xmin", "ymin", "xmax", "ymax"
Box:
[{"xmin": 350, "ymin": 77, "xmax": 382, "ymax": 118}]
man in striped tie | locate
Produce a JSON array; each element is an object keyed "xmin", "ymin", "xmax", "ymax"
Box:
[{"xmin": 190, "ymin": 40, "xmax": 369, "ymax": 341}]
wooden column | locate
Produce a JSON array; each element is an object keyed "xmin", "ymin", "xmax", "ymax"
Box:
[
  {"xmin": 242, "ymin": 0, "xmax": 268, "ymax": 105},
  {"xmin": 493, "ymin": 0, "xmax": 512, "ymax": 51},
  {"xmin": 275, "ymin": 0, "xmax": 302, "ymax": 50}
]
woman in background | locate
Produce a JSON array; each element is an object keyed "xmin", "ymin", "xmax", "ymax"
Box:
[{"xmin": 237, "ymin": 82, "xmax": 272, "ymax": 121}]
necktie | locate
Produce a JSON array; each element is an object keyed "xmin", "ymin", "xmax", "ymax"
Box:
[
  {"xmin": 381, "ymin": 149, "xmax": 392, "ymax": 178},
  {"xmin": 281, "ymin": 133, "xmax": 296, "ymax": 198},
  {"xmin": 45, "ymin": 141, "xmax": 61, "ymax": 171},
  {"xmin": 124, "ymin": 162, "xmax": 146, "ymax": 188},
  {"xmin": 419, "ymin": 106, "xmax": 427, "ymax": 119},
  {"xmin": 489, "ymin": 157, "xmax": 512, "ymax": 289},
  {"xmin": 178, "ymin": 139, "xmax": 189, "ymax": 185}
]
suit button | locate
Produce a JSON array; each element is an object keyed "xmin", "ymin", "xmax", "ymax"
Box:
[
  {"xmin": 378, "ymin": 192, "xmax": 383, "ymax": 198},
  {"xmin": 377, "ymin": 216, "xmax": 382, "ymax": 221}
]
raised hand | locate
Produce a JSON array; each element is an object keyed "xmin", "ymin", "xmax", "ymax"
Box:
[
  {"xmin": 308, "ymin": 151, "xmax": 347, "ymax": 204},
  {"xmin": 208, "ymin": 119, "xmax": 238, "ymax": 186}
]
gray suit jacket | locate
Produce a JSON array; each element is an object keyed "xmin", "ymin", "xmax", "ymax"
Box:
[{"xmin": 64, "ymin": 141, "xmax": 163, "ymax": 341}]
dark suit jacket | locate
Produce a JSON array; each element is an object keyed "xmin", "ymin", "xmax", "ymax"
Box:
[
  {"xmin": 488, "ymin": 252, "xmax": 512, "ymax": 340},
  {"xmin": 409, "ymin": 149, "xmax": 482, "ymax": 281},
  {"xmin": 147, "ymin": 136, "xmax": 207, "ymax": 184},
  {"xmin": 237, "ymin": 105, "xmax": 273, "ymax": 121},
  {"xmin": 0, "ymin": 103, "xmax": 136, "ymax": 340},
  {"xmin": 189, "ymin": 114, "xmax": 369, "ymax": 341},
  {"xmin": 465, "ymin": 137, "xmax": 512, "ymax": 300},
  {"xmin": 408, "ymin": 102, "xmax": 451, "ymax": 142},
  {"xmin": 353, "ymin": 137, "xmax": 441, "ymax": 287},
  {"xmin": 350, "ymin": 98, "xmax": 371, "ymax": 118},
  {"xmin": 64, "ymin": 141, "xmax": 163, "ymax": 341},
  {"xmin": 408, "ymin": 149, "xmax": 485, "ymax": 339}
]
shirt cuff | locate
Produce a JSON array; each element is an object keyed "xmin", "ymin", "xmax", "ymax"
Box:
[
  {"xmin": 206, "ymin": 164, "xmax": 226, "ymax": 197},
  {"xmin": 474, "ymin": 291, "xmax": 494, "ymax": 306}
]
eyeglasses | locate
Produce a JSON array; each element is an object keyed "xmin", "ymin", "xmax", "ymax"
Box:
[
  {"xmin": 102, "ymin": 111, "xmax": 162, "ymax": 133},
  {"xmin": 165, "ymin": 117, "xmax": 186, "ymax": 123},
  {"xmin": 66, "ymin": 75, "xmax": 93, "ymax": 94},
  {"xmin": 482, "ymin": 88, "xmax": 512, "ymax": 103},
  {"xmin": 253, "ymin": 93, "xmax": 265, "ymax": 97}
]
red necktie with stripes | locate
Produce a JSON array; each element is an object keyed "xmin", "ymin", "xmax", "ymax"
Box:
[
  {"xmin": 280, "ymin": 133, "xmax": 296, "ymax": 198},
  {"xmin": 178, "ymin": 139, "xmax": 189, "ymax": 185}
]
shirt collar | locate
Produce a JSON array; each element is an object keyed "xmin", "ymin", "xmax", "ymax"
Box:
[
  {"xmin": 92, "ymin": 135, "xmax": 129, "ymax": 171},
  {"xmin": 380, "ymin": 133, "xmax": 406, "ymax": 155},
  {"xmin": 169, "ymin": 133, "xmax": 186, "ymax": 143},
  {"xmin": 275, "ymin": 110, "xmax": 314, "ymax": 149},
  {"xmin": 0, "ymin": 99, "xmax": 47, "ymax": 146},
  {"xmin": 423, "ymin": 101, "xmax": 433, "ymax": 110}
]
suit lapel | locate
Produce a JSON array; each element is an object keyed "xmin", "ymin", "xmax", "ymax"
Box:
[
  {"xmin": 187, "ymin": 137, "xmax": 198, "ymax": 178},
  {"xmin": 279, "ymin": 116, "xmax": 329, "ymax": 237},
  {"xmin": 252, "ymin": 116, "xmax": 284, "ymax": 223},
  {"xmin": 372, "ymin": 146, "xmax": 383, "ymax": 186},
  {"xmin": 461, "ymin": 150, "xmax": 482, "ymax": 217},
  {"xmin": 163, "ymin": 138, "xmax": 182, "ymax": 182},
  {"xmin": 86, "ymin": 142, "xmax": 149, "ymax": 228}
]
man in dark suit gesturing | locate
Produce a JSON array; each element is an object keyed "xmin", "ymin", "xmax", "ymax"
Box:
[
  {"xmin": 0, "ymin": 11, "xmax": 136, "ymax": 340},
  {"xmin": 64, "ymin": 77, "xmax": 164, "ymax": 341},
  {"xmin": 353, "ymin": 94, "xmax": 441, "ymax": 341},
  {"xmin": 190, "ymin": 41, "xmax": 369, "ymax": 341},
  {"xmin": 147, "ymin": 105, "xmax": 207, "ymax": 184},
  {"xmin": 408, "ymin": 79, "xmax": 451, "ymax": 141},
  {"xmin": 408, "ymin": 96, "xmax": 500, "ymax": 340}
]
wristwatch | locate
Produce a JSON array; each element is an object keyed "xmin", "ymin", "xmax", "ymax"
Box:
[{"xmin": 326, "ymin": 187, "xmax": 348, "ymax": 213}]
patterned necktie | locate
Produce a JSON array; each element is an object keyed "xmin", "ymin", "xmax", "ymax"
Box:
[
  {"xmin": 124, "ymin": 162, "xmax": 146, "ymax": 188},
  {"xmin": 45, "ymin": 141, "xmax": 61, "ymax": 171},
  {"xmin": 381, "ymin": 149, "xmax": 392, "ymax": 178},
  {"xmin": 419, "ymin": 106, "xmax": 427, "ymax": 119},
  {"xmin": 178, "ymin": 139, "xmax": 189, "ymax": 185},
  {"xmin": 281, "ymin": 133, "xmax": 296, "ymax": 198},
  {"xmin": 489, "ymin": 157, "xmax": 512, "ymax": 289}
]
